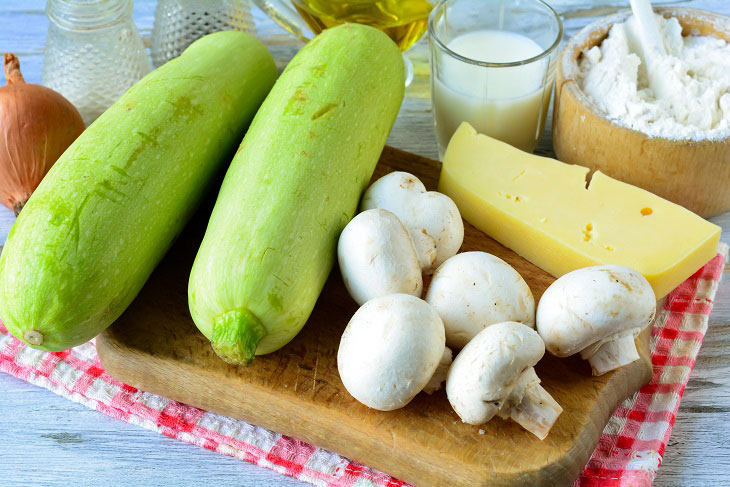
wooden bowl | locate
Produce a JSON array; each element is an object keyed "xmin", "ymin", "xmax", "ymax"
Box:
[{"xmin": 553, "ymin": 8, "xmax": 730, "ymax": 218}]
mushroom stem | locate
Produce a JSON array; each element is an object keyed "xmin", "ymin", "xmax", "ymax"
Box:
[
  {"xmin": 510, "ymin": 381, "xmax": 563, "ymax": 440},
  {"xmin": 582, "ymin": 332, "xmax": 640, "ymax": 376},
  {"xmin": 495, "ymin": 367, "xmax": 562, "ymax": 439},
  {"xmin": 407, "ymin": 227, "xmax": 437, "ymax": 272},
  {"xmin": 423, "ymin": 347, "xmax": 452, "ymax": 394},
  {"xmin": 497, "ymin": 367, "xmax": 540, "ymax": 419}
]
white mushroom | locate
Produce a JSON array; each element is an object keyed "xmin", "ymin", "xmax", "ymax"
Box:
[
  {"xmin": 337, "ymin": 294, "xmax": 450, "ymax": 411},
  {"xmin": 423, "ymin": 347, "xmax": 453, "ymax": 394},
  {"xmin": 425, "ymin": 251, "xmax": 535, "ymax": 349},
  {"xmin": 407, "ymin": 227, "xmax": 437, "ymax": 271},
  {"xmin": 361, "ymin": 171, "xmax": 464, "ymax": 270},
  {"xmin": 337, "ymin": 209, "xmax": 423, "ymax": 305},
  {"xmin": 536, "ymin": 265, "xmax": 657, "ymax": 376},
  {"xmin": 446, "ymin": 321, "xmax": 562, "ymax": 440}
]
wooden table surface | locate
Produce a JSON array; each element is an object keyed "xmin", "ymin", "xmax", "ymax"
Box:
[{"xmin": 1, "ymin": 1, "xmax": 729, "ymax": 485}]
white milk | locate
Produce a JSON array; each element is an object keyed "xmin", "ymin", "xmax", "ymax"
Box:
[{"xmin": 433, "ymin": 30, "xmax": 553, "ymax": 155}]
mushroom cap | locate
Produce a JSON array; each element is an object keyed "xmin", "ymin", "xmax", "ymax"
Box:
[
  {"xmin": 360, "ymin": 171, "xmax": 464, "ymax": 269},
  {"xmin": 361, "ymin": 171, "xmax": 425, "ymax": 224},
  {"xmin": 536, "ymin": 265, "xmax": 656, "ymax": 357},
  {"xmin": 425, "ymin": 251, "xmax": 535, "ymax": 349},
  {"xmin": 338, "ymin": 294, "xmax": 446, "ymax": 411},
  {"xmin": 337, "ymin": 209, "xmax": 422, "ymax": 306},
  {"xmin": 446, "ymin": 321, "xmax": 545, "ymax": 425}
]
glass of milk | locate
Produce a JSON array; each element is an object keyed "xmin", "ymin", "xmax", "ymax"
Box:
[{"xmin": 429, "ymin": 0, "xmax": 563, "ymax": 156}]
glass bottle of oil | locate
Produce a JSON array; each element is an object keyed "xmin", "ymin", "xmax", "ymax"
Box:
[
  {"xmin": 291, "ymin": 0, "xmax": 434, "ymax": 52},
  {"xmin": 251, "ymin": 0, "xmax": 435, "ymax": 85}
]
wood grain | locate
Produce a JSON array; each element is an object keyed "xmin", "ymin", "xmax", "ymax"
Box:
[
  {"xmin": 97, "ymin": 146, "xmax": 653, "ymax": 487},
  {"xmin": 553, "ymin": 7, "xmax": 730, "ymax": 218}
]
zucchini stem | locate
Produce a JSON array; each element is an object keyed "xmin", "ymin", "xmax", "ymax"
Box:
[
  {"xmin": 23, "ymin": 329, "xmax": 44, "ymax": 346},
  {"xmin": 211, "ymin": 308, "xmax": 267, "ymax": 365}
]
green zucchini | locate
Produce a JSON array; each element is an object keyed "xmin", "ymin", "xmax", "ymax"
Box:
[
  {"xmin": 0, "ymin": 31, "xmax": 276, "ymax": 351},
  {"xmin": 188, "ymin": 24, "xmax": 405, "ymax": 364}
]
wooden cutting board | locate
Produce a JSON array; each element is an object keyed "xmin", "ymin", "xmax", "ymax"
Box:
[{"xmin": 96, "ymin": 146, "xmax": 653, "ymax": 487}]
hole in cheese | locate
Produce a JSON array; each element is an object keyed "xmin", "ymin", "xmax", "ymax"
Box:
[{"xmin": 582, "ymin": 223, "xmax": 593, "ymax": 242}]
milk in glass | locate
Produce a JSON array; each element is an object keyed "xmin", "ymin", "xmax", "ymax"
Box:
[{"xmin": 432, "ymin": 30, "xmax": 553, "ymax": 155}]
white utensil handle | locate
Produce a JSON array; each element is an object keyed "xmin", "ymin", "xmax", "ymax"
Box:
[{"xmin": 629, "ymin": 0, "xmax": 666, "ymax": 57}]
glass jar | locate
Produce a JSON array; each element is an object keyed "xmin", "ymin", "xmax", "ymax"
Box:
[
  {"xmin": 42, "ymin": 0, "xmax": 152, "ymax": 125},
  {"xmin": 429, "ymin": 0, "xmax": 562, "ymax": 156},
  {"xmin": 151, "ymin": 0, "xmax": 256, "ymax": 68}
]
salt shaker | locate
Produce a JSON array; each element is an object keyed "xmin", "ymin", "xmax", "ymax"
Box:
[
  {"xmin": 151, "ymin": 0, "xmax": 256, "ymax": 68},
  {"xmin": 42, "ymin": 0, "xmax": 152, "ymax": 125}
]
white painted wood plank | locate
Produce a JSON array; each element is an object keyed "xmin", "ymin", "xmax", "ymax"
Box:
[
  {"xmin": 0, "ymin": 373, "xmax": 308, "ymax": 486},
  {"xmin": 1, "ymin": 0, "xmax": 729, "ymax": 485},
  {"xmin": 0, "ymin": 207, "xmax": 14, "ymax": 245}
]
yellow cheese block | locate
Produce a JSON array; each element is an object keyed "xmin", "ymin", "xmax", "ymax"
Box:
[{"xmin": 439, "ymin": 122, "xmax": 721, "ymax": 299}]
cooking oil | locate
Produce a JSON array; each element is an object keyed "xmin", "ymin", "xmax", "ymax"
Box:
[{"xmin": 292, "ymin": 0, "xmax": 434, "ymax": 51}]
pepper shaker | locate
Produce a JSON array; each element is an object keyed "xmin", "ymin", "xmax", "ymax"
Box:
[{"xmin": 151, "ymin": 0, "xmax": 256, "ymax": 68}]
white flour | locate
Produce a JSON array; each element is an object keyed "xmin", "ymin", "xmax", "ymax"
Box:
[{"xmin": 578, "ymin": 14, "xmax": 730, "ymax": 140}]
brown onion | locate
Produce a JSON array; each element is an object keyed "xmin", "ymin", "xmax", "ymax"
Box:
[{"xmin": 0, "ymin": 54, "xmax": 85, "ymax": 215}]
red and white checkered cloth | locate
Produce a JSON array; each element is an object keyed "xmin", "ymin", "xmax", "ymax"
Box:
[{"xmin": 1, "ymin": 244, "xmax": 726, "ymax": 487}]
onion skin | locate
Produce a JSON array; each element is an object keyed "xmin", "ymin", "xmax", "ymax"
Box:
[{"xmin": 0, "ymin": 54, "xmax": 85, "ymax": 215}]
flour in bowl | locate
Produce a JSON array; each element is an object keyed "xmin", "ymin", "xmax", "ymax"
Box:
[{"xmin": 578, "ymin": 13, "xmax": 730, "ymax": 140}]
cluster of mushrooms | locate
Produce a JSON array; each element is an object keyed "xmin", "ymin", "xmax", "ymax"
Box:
[{"xmin": 336, "ymin": 171, "xmax": 657, "ymax": 440}]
